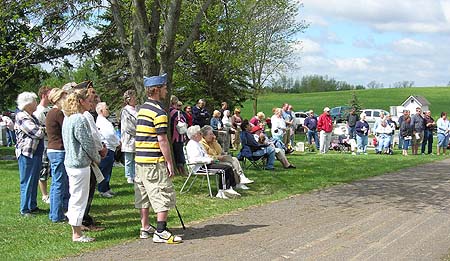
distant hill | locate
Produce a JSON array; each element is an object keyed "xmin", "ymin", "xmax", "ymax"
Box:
[{"xmin": 240, "ymin": 87, "xmax": 450, "ymax": 120}]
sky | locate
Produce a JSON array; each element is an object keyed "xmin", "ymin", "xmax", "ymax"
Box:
[{"xmin": 292, "ymin": 0, "xmax": 450, "ymax": 87}]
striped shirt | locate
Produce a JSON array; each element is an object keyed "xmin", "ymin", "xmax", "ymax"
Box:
[{"xmin": 135, "ymin": 99, "xmax": 168, "ymax": 164}]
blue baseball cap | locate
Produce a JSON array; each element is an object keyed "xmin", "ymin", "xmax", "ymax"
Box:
[{"xmin": 143, "ymin": 73, "xmax": 167, "ymax": 87}]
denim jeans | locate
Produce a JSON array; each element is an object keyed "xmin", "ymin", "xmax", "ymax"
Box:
[
  {"xmin": 263, "ymin": 146, "xmax": 276, "ymax": 169},
  {"xmin": 307, "ymin": 130, "xmax": 319, "ymax": 149},
  {"xmin": 18, "ymin": 154, "xmax": 42, "ymax": 214},
  {"xmin": 123, "ymin": 152, "xmax": 135, "ymax": 180},
  {"xmin": 98, "ymin": 149, "xmax": 115, "ymax": 193},
  {"xmin": 6, "ymin": 129, "xmax": 16, "ymax": 146},
  {"xmin": 421, "ymin": 129, "xmax": 433, "ymax": 154},
  {"xmin": 48, "ymin": 151, "xmax": 70, "ymax": 222},
  {"xmin": 348, "ymin": 126, "xmax": 356, "ymax": 139},
  {"xmin": 356, "ymin": 135, "xmax": 368, "ymax": 153}
]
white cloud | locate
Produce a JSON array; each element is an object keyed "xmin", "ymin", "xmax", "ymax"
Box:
[
  {"xmin": 302, "ymin": 0, "xmax": 450, "ymax": 34},
  {"xmin": 391, "ymin": 38, "xmax": 434, "ymax": 55},
  {"xmin": 296, "ymin": 39, "xmax": 322, "ymax": 54}
]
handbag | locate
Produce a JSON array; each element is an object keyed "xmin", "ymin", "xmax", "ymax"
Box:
[{"xmin": 176, "ymin": 111, "xmax": 188, "ymax": 134}]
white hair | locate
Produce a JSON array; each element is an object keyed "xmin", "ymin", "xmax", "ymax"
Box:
[
  {"xmin": 16, "ymin": 92, "xmax": 38, "ymax": 110},
  {"xmin": 360, "ymin": 112, "xmax": 366, "ymax": 119},
  {"xmin": 96, "ymin": 102, "xmax": 107, "ymax": 114},
  {"xmin": 187, "ymin": 125, "xmax": 201, "ymax": 140}
]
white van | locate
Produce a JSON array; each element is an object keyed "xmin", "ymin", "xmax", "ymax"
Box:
[{"xmin": 361, "ymin": 109, "xmax": 390, "ymax": 124}]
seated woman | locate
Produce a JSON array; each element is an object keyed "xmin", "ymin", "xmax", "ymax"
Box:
[
  {"xmin": 251, "ymin": 125, "xmax": 295, "ymax": 169},
  {"xmin": 249, "ymin": 112, "xmax": 266, "ymax": 128},
  {"xmin": 185, "ymin": 125, "xmax": 240, "ymax": 199},
  {"xmin": 200, "ymin": 125, "xmax": 253, "ymax": 190},
  {"xmin": 376, "ymin": 120, "xmax": 393, "ymax": 154},
  {"xmin": 239, "ymin": 120, "xmax": 276, "ymax": 170}
]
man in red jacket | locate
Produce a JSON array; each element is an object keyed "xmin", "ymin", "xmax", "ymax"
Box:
[{"xmin": 317, "ymin": 107, "xmax": 333, "ymax": 154}]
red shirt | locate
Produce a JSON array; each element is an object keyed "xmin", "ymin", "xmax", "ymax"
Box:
[{"xmin": 317, "ymin": 112, "xmax": 333, "ymax": 132}]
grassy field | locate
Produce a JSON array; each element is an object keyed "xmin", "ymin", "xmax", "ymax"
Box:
[
  {"xmin": 0, "ymin": 146, "xmax": 445, "ymax": 260},
  {"xmin": 239, "ymin": 87, "xmax": 450, "ymax": 120}
]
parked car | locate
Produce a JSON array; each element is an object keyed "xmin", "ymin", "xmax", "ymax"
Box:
[
  {"xmin": 360, "ymin": 109, "xmax": 390, "ymax": 124},
  {"xmin": 330, "ymin": 106, "xmax": 351, "ymax": 123},
  {"xmin": 294, "ymin": 111, "xmax": 308, "ymax": 133}
]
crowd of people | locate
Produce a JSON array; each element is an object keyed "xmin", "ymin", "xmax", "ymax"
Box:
[
  {"xmin": 301, "ymin": 106, "xmax": 450, "ymax": 156},
  {"xmin": 4, "ymin": 73, "xmax": 450, "ymax": 245}
]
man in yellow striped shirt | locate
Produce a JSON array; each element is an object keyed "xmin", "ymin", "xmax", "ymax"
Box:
[{"xmin": 134, "ymin": 74, "xmax": 182, "ymax": 244}]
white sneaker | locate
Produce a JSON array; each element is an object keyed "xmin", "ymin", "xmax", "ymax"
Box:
[
  {"xmin": 99, "ymin": 191, "xmax": 114, "ymax": 198},
  {"xmin": 106, "ymin": 189, "xmax": 117, "ymax": 195},
  {"xmin": 239, "ymin": 175, "xmax": 254, "ymax": 184},
  {"xmin": 127, "ymin": 178, "xmax": 134, "ymax": 184},
  {"xmin": 215, "ymin": 190, "xmax": 229, "ymax": 199},
  {"xmin": 224, "ymin": 188, "xmax": 241, "ymax": 198},
  {"xmin": 140, "ymin": 226, "xmax": 155, "ymax": 239},
  {"xmin": 153, "ymin": 230, "xmax": 182, "ymax": 244},
  {"xmin": 42, "ymin": 195, "xmax": 50, "ymax": 204},
  {"xmin": 235, "ymin": 183, "xmax": 249, "ymax": 190}
]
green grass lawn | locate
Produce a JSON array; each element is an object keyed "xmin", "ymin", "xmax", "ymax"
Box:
[
  {"xmin": 0, "ymin": 146, "xmax": 444, "ymax": 260},
  {"xmin": 239, "ymin": 87, "xmax": 450, "ymax": 120}
]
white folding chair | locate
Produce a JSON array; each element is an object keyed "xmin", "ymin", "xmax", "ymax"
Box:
[{"xmin": 180, "ymin": 162, "xmax": 225, "ymax": 197}]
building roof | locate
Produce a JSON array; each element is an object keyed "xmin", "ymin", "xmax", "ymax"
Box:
[{"xmin": 401, "ymin": 95, "xmax": 431, "ymax": 107}]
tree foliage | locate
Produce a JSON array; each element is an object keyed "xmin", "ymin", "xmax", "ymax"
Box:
[{"xmin": 270, "ymin": 75, "xmax": 363, "ymax": 93}]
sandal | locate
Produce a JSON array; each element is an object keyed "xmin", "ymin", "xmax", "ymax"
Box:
[{"xmin": 73, "ymin": 235, "xmax": 95, "ymax": 243}]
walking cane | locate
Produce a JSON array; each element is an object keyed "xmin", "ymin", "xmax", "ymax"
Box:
[{"xmin": 175, "ymin": 205, "xmax": 186, "ymax": 230}]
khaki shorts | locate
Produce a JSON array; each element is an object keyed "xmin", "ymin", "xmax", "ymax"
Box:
[
  {"xmin": 135, "ymin": 162, "xmax": 176, "ymax": 213},
  {"xmin": 412, "ymin": 131, "xmax": 424, "ymax": 145}
]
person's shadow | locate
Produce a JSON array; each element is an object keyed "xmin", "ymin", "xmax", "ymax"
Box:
[{"xmin": 174, "ymin": 223, "xmax": 268, "ymax": 240}]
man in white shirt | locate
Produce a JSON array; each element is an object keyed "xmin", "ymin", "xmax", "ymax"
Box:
[
  {"xmin": 33, "ymin": 86, "xmax": 51, "ymax": 204},
  {"xmin": 96, "ymin": 102, "xmax": 120, "ymax": 198}
]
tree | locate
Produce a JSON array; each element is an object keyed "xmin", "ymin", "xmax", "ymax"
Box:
[
  {"xmin": 367, "ymin": 80, "xmax": 383, "ymax": 89},
  {"xmin": 392, "ymin": 81, "xmax": 414, "ymax": 88},
  {"xmin": 237, "ymin": 0, "xmax": 307, "ymax": 114},
  {"xmin": 348, "ymin": 92, "xmax": 363, "ymax": 112}
]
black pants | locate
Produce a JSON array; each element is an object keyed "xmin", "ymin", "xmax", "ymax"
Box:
[
  {"xmin": 82, "ymin": 169, "xmax": 97, "ymax": 226},
  {"xmin": 207, "ymin": 163, "xmax": 236, "ymax": 189}
]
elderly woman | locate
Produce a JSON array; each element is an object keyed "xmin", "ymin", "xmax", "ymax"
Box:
[
  {"xmin": 271, "ymin": 108, "xmax": 286, "ymax": 142},
  {"xmin": 46, "ymin": 88, "xmax": 70, "ymax": 222},
  {"xmin": 376, "ymin": 120, "xmax": 393, "ymax": 154},
  {"xmin": 62, "ymin": 90, "xmax": 101, "ymax": 242},
  {"xmin": 210, "ymin": 110, "xmax": 223, "ymax": 131},
  {"xmin": 249, "ymin": 112, "xmax": 266, "ymax": 128},
  {"xmin": 436, "ymin": 112, "xmax": 450, "ymax": 156},
  {"xmin": 200, "ymin": 125, "xmax": 253, "ymax": 190},
  {"xmin": 15, "ymin": 92, "xmax": 46, "ymax": 217},
  {"xmin": 121, "ymin": 89, "xmax": 138, "ymax": 184},
  {"xmin": 185, "ymin": 125, "xmax": 240, "ymax": 199},
  {"xmin": 355, "ymin": 112, "xmax": 370, "ymax": 155},
  {"xmin": 400, "ymin": 114, "xmax": 413, "ymax": 156}
]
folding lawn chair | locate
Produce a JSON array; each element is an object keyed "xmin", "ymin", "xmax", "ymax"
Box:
[
  {"xmin": 180, "ymin": 162, "xmax": 224, "ymax": 197},
  {"xmin": 237, "ymin": 144, "xmax": 267, "ymax": 170}
]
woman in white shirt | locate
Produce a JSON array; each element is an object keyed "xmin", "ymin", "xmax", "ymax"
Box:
[
  {"xmin": 185, "ymin": 125, "xmax": 239, "ymax": 199},
  {"xmin": 120, "ymin": 90, "xmax": 138, "ymax": 184}
]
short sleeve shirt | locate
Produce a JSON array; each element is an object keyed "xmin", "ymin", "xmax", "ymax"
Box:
[{"xmin": 135, "ymin": 99, "xmax": 168, "ymax": 164}]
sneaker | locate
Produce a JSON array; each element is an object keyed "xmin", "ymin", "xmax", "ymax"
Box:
[
  {"xmin": 216, "ymin": 190, "xmax": 229, "ymax": 199},
  {"xmin": 73, "ymin": 235, "xmax": 95, "ymax": 243},
  {"xmin": 239, "ymin": 176, "xmax": 254, "ymax": 184},
  {"xmin": 140, "ymin": 226, "xmax": 155, "ymax": 239},
  {"xmin": 42, "ymin": 195, "xmax": 50, "ymax": 204},
  {"xmin": 127, "ymin": 177, "xmax": 134, "ymax": 184},
  {"xmin": 153, "ymin": 230, "xmax": 182, "ymax": 244},
  {"xmin": 224, "ymin": 188, "xmax": 241, "ymax": 198},
  {"xmin": 106, "ymin": 189, "xmax": 117, "ymax": 195},
  {"xmin": 235, "ymin": 183, "xmax": 249, "ymax": 190},
  {"xmin": 99, "ymin": 191, "xmax": 114, "ymax": 198}
]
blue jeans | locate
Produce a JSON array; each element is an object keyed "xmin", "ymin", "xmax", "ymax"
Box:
[
  {"xmin": 123, "ymin": 152, "xmax": 135, "ymax": 180},
  {"xmin": 421, "ymin": 129, "xmax": 433, "ymax": 154},
  {"xmin": 18, "ymin": 154, "xmax": 42, "ymax": 214},
  {"xmin": 356, "ymin": 135, "xmax": 368, "ymax": 153},
  {"xmin": 48, "ymin": 151, "xmax": 70, "ymax": 222},
  {"xmin": 348, "ymin": 126, "xmax": 356, "ymax": 139},
  {"xmin": 6, "ymin": 129, "xmax": 16, "ymax": 146},
  {"xmin": 98, "ymin": 149, "xmax": 115, "ymax": 193},
  {"xmin": 253, "ymin": 146, "xmax": 275, "ymax": 169},
  {"xmin": 398, "ymin": 133, "xmax": 404, "ymax": 150},
  {"xmin": 307, "ymin": 130, "xmax": 319, "ymax": 149}
]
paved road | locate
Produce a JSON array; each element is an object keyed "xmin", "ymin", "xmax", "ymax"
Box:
[{"xmin": 69, "ymin": 159, "xmax": 450, "ymax": 260}]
